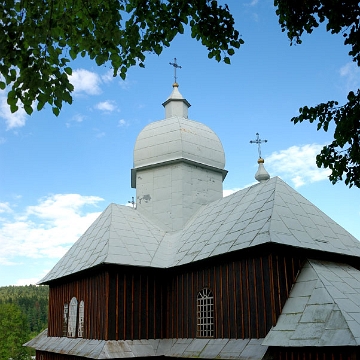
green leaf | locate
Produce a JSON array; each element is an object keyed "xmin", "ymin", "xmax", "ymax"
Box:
[
  {"xmin": 64, "ymin": 67, "xmax": 72, "ymax": 75},
  {"xmin": 24, "ymin": 104, "xmax": 33, "ymax": 115},
  {"xmin": 224, "ymin": 57, "xmax": 231, "ymax": 64},
  {"xmin": 10, "ymin": 103, "xmax": 18, "ymax": 113},
  {"xmin": 69, "ymin": 48, "xmax": 77, "ymax": 60},
  {"xmin": 52, "ymin": 107, "xmax": 60, "ymax": 116}
]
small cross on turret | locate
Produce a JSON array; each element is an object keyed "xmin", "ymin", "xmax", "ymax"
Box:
[
  {"xmin": 250, "ymin": 132, "xmax": 268, "ymax": 159},
  {"xmin": 169, "ymin": 58, "xmax": 182, "ymax": 84}
]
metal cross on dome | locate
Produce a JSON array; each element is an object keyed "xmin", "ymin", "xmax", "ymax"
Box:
[
  {"xmin": 169, "ymin": 58, "xmax": 182, "ymax": 83},
  {"xmin": 250, "ymin": 133, "xmax": 268, "ymax": 159}
]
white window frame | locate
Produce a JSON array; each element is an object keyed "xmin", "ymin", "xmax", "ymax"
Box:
[
  {"xmin": 78, "ymin": 300, "xmax": 84, "ymax": 338},
  {"xmin": 197, "ymin": 288, "xmax": 214, "ymax": 337},
  {"xmin": 62, "ymin": 303, "xmax": 69, "ymax": 337},
  {"xmin": 67, "ymin": 297, "xmax": 78, "ymax": 338}
]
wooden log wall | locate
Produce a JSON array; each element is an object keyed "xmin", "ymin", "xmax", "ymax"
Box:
[
  {"xmin": 107, "ymin": 268, "xmax": 165, "ymax": 340},
  {"xmin": 48, "ymin": 272, "xmax": 108, "ymax": 338},
  {"xmin": 166, "ymin": 252, "xmax": 303, "ymax": 339},
  {"xmin": 48, "ymin": 250, "xmax": 303, "ymax": 340},
  {"xmin": 36, "ymin": 351, "xmax": 88, "ymax": 360}
]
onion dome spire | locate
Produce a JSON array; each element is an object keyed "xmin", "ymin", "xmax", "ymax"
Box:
[
  {"xmin": 250, "ymin": 133, "xmax": 270, "ymax": 183},
  {"xmin": 255, "ymin": 157, "xmax": 270, "ymax": 183}
]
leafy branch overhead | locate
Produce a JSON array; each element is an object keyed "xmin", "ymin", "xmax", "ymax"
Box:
[
  {"xmin": 0, "ymin": 0, "xmax": 242, "ymax": 116},
  {"xmin": 275, "ymin": 0, "xmax": 360, "ymax": 188}
]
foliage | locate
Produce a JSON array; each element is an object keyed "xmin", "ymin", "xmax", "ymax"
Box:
[
  {"xmin": 0, "ymin": 303, "xmax": 32, "ymax": 360},
  {"xmin": 274, "ymin": 0, "xmax": 360, "ymax": 187},
  {"xmin": 0, "ymin": 285, "xmax": 49, "ymax": 357},
  {"xmin": 293, "ymin": 91, "xmax": 360, "ymax": 188},
  {"xmin": 0, "ymin": 285, "xmax": 49, "ymax": 336},
  {"xmin": 0, "ymin": 0, "xmax": 242, "ymax": 116}
]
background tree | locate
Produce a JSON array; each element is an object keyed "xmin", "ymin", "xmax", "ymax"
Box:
[
  {"xmin": 0, "ymin": 285, "xmax": 49, "ymax": 337},
  {"xmin": 0, "ymin": 303, "xmax": 32, "ymax": 360},
  {"xmin": 274, "ymin": 0, "xmax": 360, "ymax": 188}
]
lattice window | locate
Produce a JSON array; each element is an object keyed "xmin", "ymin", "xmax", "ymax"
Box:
[
  {"xmin": 78, "ymin": 300, "xmax": 84, "ymax": 338},
  {"xmin": 67, "ymin": 297, "xmax": 78, "ymax": 338},
  {"xmin": 197, "ymin": 288, "xmax": 214, "ymax": 337},
  {"xmin": 62, "ymin": 303, "xmax": 69, "ymax": 336}
]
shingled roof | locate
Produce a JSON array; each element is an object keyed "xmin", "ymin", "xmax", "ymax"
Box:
[
  {"xmin": 263, "ymin": 259, "xmax": 360, "ymax": 347},
  {"xmin": 39, "ymin": 177, "xmax": 360, "ymax": 284}
]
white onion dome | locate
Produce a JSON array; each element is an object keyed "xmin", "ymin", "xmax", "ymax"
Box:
[
  {"xmin": 255, "ymin": 158, "xmax": 270, "ymax": 183},
  {"xmin": 133, "ymin": 84, "xmax": 226, "ymax": 172}
]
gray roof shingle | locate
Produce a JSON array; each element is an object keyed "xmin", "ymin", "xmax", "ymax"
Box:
[
  {"xmin": 40, "ymin": 177, "xmax": 360, "ymax": 283},
  {"xmin": 25, "ymin": 331, "xmax": 268, "ymax": 359},
  {"xmin": 263, "ymin": 259, "xmax": 360, "ymax": 347}
]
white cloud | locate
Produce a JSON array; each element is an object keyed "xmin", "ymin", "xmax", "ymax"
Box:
[
  {"xmin": 340, "ymin": 62, "xmax": 360, "ymax": 91},
  {"xmin": 66, "ymin": 113, "xmax": 87, "ymax": 128},
  {"xmin": 96, "ymin": 131, "xmax": 106, "ymax": 138},
  {"xmin": 248, "ymin": 0, "xmax": 259, "ymax": 5},
  {"xmin": 266, "ymin": 144, "xmax": 331, "ymax": 187},
  {"xmin": 0, "ymin": 93, "xmax": 27, "ymax": 129},
  {"xmin": 119, "ymin": 79, "xmax": 135, "ymax": 90},
  {"xmin": 102, "ymin": 70, "xmax": 115, "ymax": 83},
  {"xmin": 72, "ymin": 114, "xmax": 86, "ymax": 122},
  {"xmin": 15, "ymin": 268, "xmax": 50, "ymax": 285},
  {"xmin": 0, "ymin": 194, "xmax": 104, "ymax": 265},
  {"xmin": 69, "ymin": 69, "xmax": 102, "ymax": 95},
  {"xmin": 118, "ymin": 119, "xmax": 128, "ymax": 127},
  {"xmin": 16, "ymin": 277, "xmax": 42, "ymax": 286},
  {"xmin": 0, "ymin": 202, "xmax": 12, "ymax": 214},
  {"xmin": 95, "ymin": 100, "xmax": 117, "ymax": 112}
]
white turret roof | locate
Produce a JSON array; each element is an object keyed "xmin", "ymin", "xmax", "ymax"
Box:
[
  {"xmin": 133, "ymin": 116, "xmax": 226, "ymax": 170},
  {"xmin": 39, "ymin": 177, "xmax": 360, "ymax": 283},
  {"xmin": 133, "ymin": 84, "xmax": 225, "ymax": 173}
]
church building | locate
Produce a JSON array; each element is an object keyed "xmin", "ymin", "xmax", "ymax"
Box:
[{"xmin": 26, "ymin": 82, "xmax": 360, "ymax": 360}]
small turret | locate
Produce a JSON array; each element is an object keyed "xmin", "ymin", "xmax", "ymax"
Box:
[{"xmin": 255, "ymin": 157, "xmax": 270, "ymax": 183}]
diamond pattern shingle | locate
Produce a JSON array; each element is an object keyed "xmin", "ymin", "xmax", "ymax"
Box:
[
  {"xmin": 263, "ymin": 259, "xmax": 360, "ymax": 347},
  {"xmin": 40, "ymin": 177, "xmax": 360, "ymax": 283}
]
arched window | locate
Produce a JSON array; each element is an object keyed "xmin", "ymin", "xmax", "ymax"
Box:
[
  {"xmin": 62, "ymin": 303, "xmax": 69, "ymax": 337},
  {"xmin": 197, "ymin": 288, "xmax": 214, "ymax": 337},
  {"xmin": 67, "ymin": 297, "xmax": 78, "ymax": 338},
  {"xmin": 78, "ymin": 300, "xmax": 84, "ymax": 338}
]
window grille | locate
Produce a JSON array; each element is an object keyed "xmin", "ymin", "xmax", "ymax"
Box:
[
  {"xmin": 67, "ymin": 297, "xmax": 78, "ymax": 338},
  {"xmin": 78, "ymin": 300, "xmax": 84, "ymax": 338},
  {"xmin": 197, "ymin": 288, "xmax": 214, "ymax": 337},
  {"xmin": 62, "ymin": 303, "xmax": 69, "ymax": 337}
]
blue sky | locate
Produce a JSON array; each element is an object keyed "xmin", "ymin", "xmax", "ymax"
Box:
[{"xmin": 1, "ymin": 0, "xmax": 359, "ymax": 287}]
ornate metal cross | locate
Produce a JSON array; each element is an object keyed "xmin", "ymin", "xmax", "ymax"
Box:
[
  {"xmin": 250, "ymin": 133, "xmax": 268, "ymax": 159},
  {"xmin": 169, "ymin": 58, "xmax": 182, "ymax": 83}
]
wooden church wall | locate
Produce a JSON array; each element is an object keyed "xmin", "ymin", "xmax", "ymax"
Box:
[
  {"xmin": 47, "ymin": 248, "xmax": 304, "ymax": 341},
  {"xmin": 35, "ymin": 351, "xmax": 88, "ymax": 360},
  {"xmin": 165, "ymin": 251, "xmax": 303, "ymax": 339},
  {"xmin": 106, "ymin": 268, "xmax": 165, "ymax": 340},
  {"xmin": 48, "ymin": 268, "xmax": 165, "ymax": 340},
  {"xmin": 48, "ymin": 271, "xmax": 108, "ymax": 339}
]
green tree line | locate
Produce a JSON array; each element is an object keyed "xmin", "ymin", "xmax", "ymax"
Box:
[{"xmin": 0, "ymin": 285, "xmax": 49, "ymax": 360}]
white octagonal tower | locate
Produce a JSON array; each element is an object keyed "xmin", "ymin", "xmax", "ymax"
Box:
[{"xmin": 132, "ymin": 83, "xmax": 227, "ymax": 231}]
